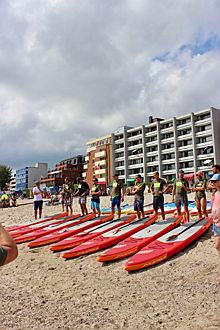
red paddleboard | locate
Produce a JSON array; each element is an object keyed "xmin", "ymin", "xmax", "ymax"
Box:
[
  {"xmin": 28, "ymin": 214, "xmax": 114, "ymax": 248},
  {"xmin": 124, "ymin": 217, "xmax": 212, "ymax": 271},
  {"xmin": 6, "ymin": 212, "xmax": 67, "ymax": 232},
  {"xmin": 62, "ymin": 215, "xmax": 157, "ymax": 259},
  {"xmin": 10, "ymin": 214, "xmax": 79, "ymax": 238},
  {"xmin": 14, "ymin": 213, "xmax": 90, "ymax": 243},
  {"xmin": 50, "ymin": 215, "xmax": 135, "ymax": 252},
  {"xmin": 97, "ymin": 216, "xmax": 182, "ymax": 262}
]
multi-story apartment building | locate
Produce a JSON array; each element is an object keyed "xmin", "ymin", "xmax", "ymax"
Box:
[
  {"xmin": 83, "ymin": 135, "xmax": 112, "ymax": 189},
  {"xmin": 112, "ymin": 107, "xmax": 220, "ymax": 183},
  {"xmin": 16, "ymin": 163, "xmax": 48, "ymax": 190},
  {"xmin": 40, "ymin": 155, "xmax": 84, "ymax": 187}
]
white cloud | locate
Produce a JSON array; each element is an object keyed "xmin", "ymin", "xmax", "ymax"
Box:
[{"xmin": 0, "ymin": 0, "xmax": 220, "ymax": 168}]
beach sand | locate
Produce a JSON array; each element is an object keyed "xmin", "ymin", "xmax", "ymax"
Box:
[{"xmin": 1, "ymin": 193, "xmax": 219, "ymax": 329}]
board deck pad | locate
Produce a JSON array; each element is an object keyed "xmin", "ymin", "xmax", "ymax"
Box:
[
  {"xmin": 62, "ymin": 215, "xmax": 157, "ymax": 259},
  {"xmin": 27, "ymin": 214, "xmax": 114, "ymax": 247},
  {"xmin": 124, "ymin": 217, "xmax": 212, "ymax": 271},
  {"xmin": 97, "ymin": 216, "xmax": 182, "ymax": 262},
  {"xmin": 6, "ymin": 212, "xmax": 67, "ymax": 232},
  {"xmin": 50, "ymin": 215, "xmax": 135, "ymax": 251}
]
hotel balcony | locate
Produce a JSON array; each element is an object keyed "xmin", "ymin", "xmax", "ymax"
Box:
[
  {"xmin": 178, "ymin": 156, "xmax": 194, "ymax": 162},
  {"xmin": 95, "ymin": 150, "xmax": 106, "ymax": 158},
  {"xmin": 194, "ymin": 118, "xmax": 211, "ymax": 127},
  {"xmin": 197, "ymin": 153, "xmax": 214, "ymax": 160},
  {"xmin": 128, "ymin": 163, "xmax": 144, "ymax": 169},
  {"xmin": 161, "ymin": 148, "xmax": 175, "ymax": 154},
  {"xmin": 160, "ymin": 137, "xmax": 175, "ymax": 144},
  {"xmin": 114, "ymin": 138, "xmax": 124, "ymax": 144},
  {"xmin": 177, "ymin": 133, "xmax": 192, "ymax": 141},
  {"xmin": 95, "ymin": 160, "xmax": 106, "ymax": 166},
  {"xmin": 162, "ymin": 169, "xmax": 176, "ymax": 175},
  {"xmin": 83, "ymin": 164, "xmax": 88, "ymax": 170},
  {"xmin": 146, "ymin": 140, "xmax": 158, "ymax": 147},
  {"xmin": 114, "ymin": 147, "xmax": 124, "ymax": 153},
  {"xmin": 127, "ymin": 134, "xmax": 142, "ymax": 141},
  {"xmin": 176, "ymin": 122, "xmax": 192, "ymax": 130},
  {"xmin": 127, "ymin": 144, "xmax": 143, "ymax": 151},
  {"xmin": 161, "ymin": 159, "xmax": 176, "ymax": 165},
  {"xmin": 128, "ymin": 153, "xmax": 143, "ymax": 160},
  {"xmin": 114, "ymin": 155, "xmax": 125, "ymax": 162},
  {"xmin": 195, "ymin": 130, "xmax": 212, "ymax": 138},
  {"xmin": 94, "ymin": 168, "xmax": 106, "ymax": 175},
  {"xmin": 146, "ymin": 150, "xmax": 158, "ymax": 157},
  {"xmin": 178, "ymin": 145, "xmax": 193, "ymax": 152},
  {"xmin": 146, "ymin": 161, "xmax": 159, "ymax": 167},
  {"xmin": 160, "ymin": 127, "xmax": 174, "ymax": 134},
  {"xmin": 179, "ymin": 167, "xmax": 194, "ymax": 173},
  {"xmin": 196, "ymin": 141, "xmax": 214, "ymax": 148},
  {"xmin": 145, "ymin": 131, "xmax": 158, "ymax": 138}
]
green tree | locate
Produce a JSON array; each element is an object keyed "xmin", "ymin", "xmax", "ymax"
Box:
[{"xmin": 0, "ymin": 165, "xmax": 12, "ymax": 190}]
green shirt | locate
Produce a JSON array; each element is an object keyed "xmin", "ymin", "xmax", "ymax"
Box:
[
  {"xmin": 91, "ymin": 184, "xmax": 101, "ymax": 203},
  {"xmin": 111, "ymin": 180, "xmax": 124, "ymax": 198},
  {"xmin": 134, "ymin": 182, "xmax": 146, "ymax": 200},
  {"xmin": 151, "ymin": 178, "xmax": 166, "ymax": 196},
  {"xmin": 194, "ymin": 179, "xmax": 206, "ymax": 200},
  {"xmin": 174, "ymin": 178, "xmax": 189, "ymax": 198},
  {"xmin": 63, "ymin": 184, "xmax": 72, "ymax": 199}
]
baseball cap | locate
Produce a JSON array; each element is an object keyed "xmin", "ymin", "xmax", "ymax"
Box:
[{"xmin": 210, "ymin": 174, "xmax": 220, "ymax": 181}]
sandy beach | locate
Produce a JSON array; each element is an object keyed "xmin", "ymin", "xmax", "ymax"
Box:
[{"xmin": 1, "ymin": 192, "xmax": 220, "ymax": 329}]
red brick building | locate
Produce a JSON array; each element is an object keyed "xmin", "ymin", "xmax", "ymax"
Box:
[{"xmin": 83, "ymin": 135, "xmax": 112, "ymax": 190}]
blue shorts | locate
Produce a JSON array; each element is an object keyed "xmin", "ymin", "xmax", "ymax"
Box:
[
  {"xmin": 112, "ymin": 196, "xmax": 121, "ymax": 208},
  {"xmin": 91, "ymin": 201, "xmax": 100, "ymax": 210},
  {"xmin": 34, "ymin": 200, "xmax": 43, "ymax": 210},
  {"xmin": 134, "ymin": 199, "xmax": 144, "ymax": 212},
  {"xmin": 213, "ymin": 222, "xmax": 220, "ymax": 237},
  {"xmin": 153, "ymin": 195, "xmax": 164, "ymax": 211},
  {"xmin": 78, "ymin": 196, "xmax": 87, "ymax": 204}
]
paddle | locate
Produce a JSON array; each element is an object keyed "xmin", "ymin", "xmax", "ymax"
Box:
[
  {"xmin": 111, "ymin": 217, "xmax": 148, "ymax": 235},
  {"xmin": 77, "ymin": 219, "xmax": 120, "ymax": 237},
  {"xmin": 166, "ymin": 218, "xmax": 204, "ymax": 241}
]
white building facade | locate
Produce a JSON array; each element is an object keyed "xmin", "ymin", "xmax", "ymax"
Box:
[
  {"xmin": 16, "ymin": 163, "xmax": 48, "ymax": 190},
  {"xmin": 112, "ymin": 107, "xmax": 220, "ymax": 182}
]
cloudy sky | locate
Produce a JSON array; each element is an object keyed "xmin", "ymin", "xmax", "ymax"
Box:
[{"xmin": 1, "ymin": 0, "xmax": 220, "ymax": 169}]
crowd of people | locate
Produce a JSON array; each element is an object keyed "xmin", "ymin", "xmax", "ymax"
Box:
[{"xmin": 1, "ymin": 164, "xmax": 219, "ymax": 282}]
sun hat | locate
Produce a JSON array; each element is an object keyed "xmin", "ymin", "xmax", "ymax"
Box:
[{"xmin": 210, "ymin": 174, "xmax": 220, "ymax": 181}]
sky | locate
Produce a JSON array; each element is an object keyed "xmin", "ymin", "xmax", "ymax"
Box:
[{"xmin": 0, "ymin": 0, "xmax": 220, "ymax": 170}]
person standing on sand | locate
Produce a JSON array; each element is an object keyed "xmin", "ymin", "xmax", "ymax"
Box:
[
  {"xmin": 110, "ymin": 174, "xmax": 125, "ymax": 219},
  {"xmin": 90, "ymin": 178, "xmax": 102, "ymax": 218},
  {"xmin": 73, "ymin": 177, "xmax": 90, "ymax": 216},
  {"xmin": 0, "ymin": 223, "xmax": 18, "ymax": 266},
  {"xmin": 172, "ymin": 170, "xmax": 191, "ymax": 223},
  {"xmin": 150, "ymin": 171, "xmax": 169, "ymax": 220},
  {"xmin": 130, "ymin": 174, "xmax": 146, "ymax": 220},
  {"xmin": 63, "ymin": 177, "xmax": 73, "ymax": 215},
  {"xmin": 209, "ymin": 173, "xmax": 220, "ymax": 282},
  {"xmin": 207, "ymin": 164, "xmax": 220, "ymax": 209},
  {"xmin": 33, "ymin": 181, "xmax": 43, "ymax": 220},
  {"xmin": 192, "ymin": 171, "xmax": 208, "ymax": 218}
]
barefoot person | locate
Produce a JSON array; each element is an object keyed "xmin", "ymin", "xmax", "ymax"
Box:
[
  {"xmin": 63, "ymin": 177, "xmax": 73, "ymax": 215},
  {"xmin": 150, "ymin": 171, "xmax": 169, "ymax": 220},
  {"xmin": 73, "ymin": 177, "xmax": 90, "ymax": 216},
  {"xmin": 0, "ymin": 223, "xmax": 18, "ymax": 266},
  {"xmin": 172, "ymin": 170, "xmax": 191, "ymax": 223},
  {"xmin": 130, "ymin": 174, "xmax": 146, "ymax": 220},
  {"xmin": 192, "ymin": 171, "xmax": 208, "ymax": 218},
  {"xmin": 33, "ymin": 181, "xmax": 43, "ymax": 220},
  {"xmin": 110, "ymin": 174, "xmax": 125, "ymax": 219},
  {"xmin": 209, "ymin": 173, "xmax": 220, "ymax": 282},
  {"xmin": 90, "ymin": 178, "xmax": 101, "ymax": 218}
]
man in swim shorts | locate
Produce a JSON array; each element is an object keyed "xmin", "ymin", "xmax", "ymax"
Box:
[
  {"xmin": 110, "ymin": 174, "xmax": 125, "ymax": 219},
  {"xmin": 150, "ymin": 171, "xmax": 169, "ymax": 220},
  {"xmin": 33, "ymin": 181, "xmax": 44, "ymax": 220},
  {"xmin": 207, "ymin": 164, "xmax": 220, "ymax": 209},
  {"xmin": 73, "ymin": 177, "xmax": 90, "ymax": 216},
  {"xmin": 130, "ymin": 174, "xmax": 146, "ymax": 220},
  {"xmin": 172, "ymin": 170, "xmax": 190, "ymax": 222},
  {"xmin": 63, "ymin": 177, "xmax": 73, "ymax": 215},
  {"xmin": 90, "ymin": 178, "xmax": 102, "ymax": 217}
]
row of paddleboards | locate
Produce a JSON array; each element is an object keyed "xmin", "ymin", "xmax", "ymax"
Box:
[
  {"xmin": 6, "ymin": 211, "xmax": 212, "ymax": 271},
  {"xmin": 101, "ymin": 201, "xmax": 211, "ymax": 215}
]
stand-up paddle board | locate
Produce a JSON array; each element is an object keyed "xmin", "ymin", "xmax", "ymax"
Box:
[
  {"xmin": 50, "ymin": 215, "xmax": 136, "ymax": 252},
  {"xmin": 14, "ymin": 214, "xmax": 93, "ymax": 244},
  {"xmin": 124, "ymin": 217, "xmax": 212, "ymax": 271},
  {"xmin": 28, "ymin": 214, "xmax": 114, "ymax": 248},
  {"xmin": 97, "ymin": 216, "xmax": 182, "ymax": 262},
  {"xmin": 62, "ymin": 215, "xmax": 157, "ymax": 259},
  {"xmin": 10, "ymin": 214, "xmax": 80, "ymax": 238},
  {"xmin": 6, "ymin": 212, "xmax": 67, "ymax": 232},
  {"xmin": 101, "ymin": 204, "xmax": 129, "ymax": 213}
]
